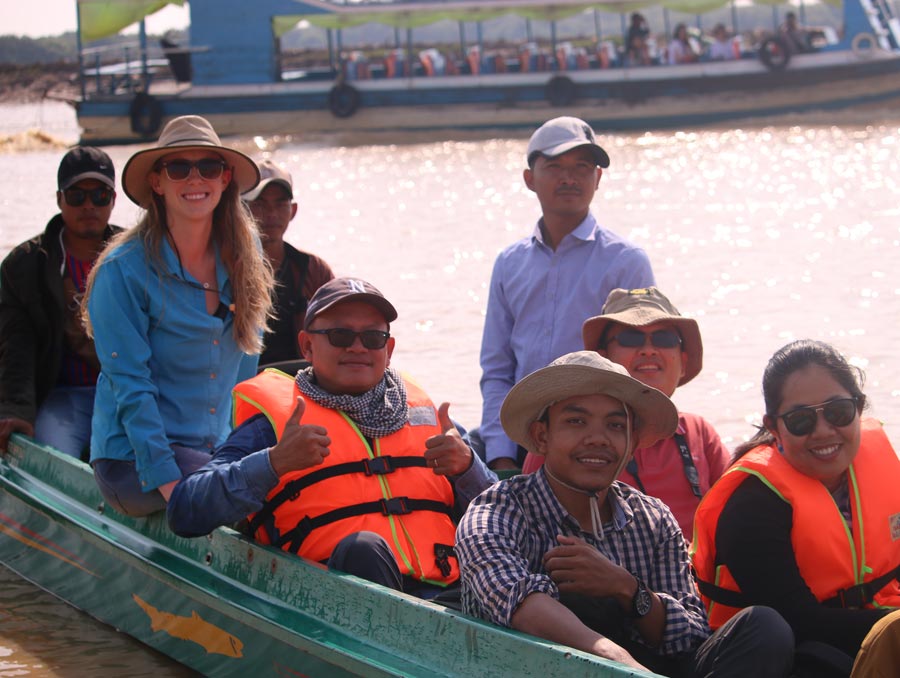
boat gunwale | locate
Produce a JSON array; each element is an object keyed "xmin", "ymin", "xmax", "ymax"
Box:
[{"xmin": 0, "ymin": 434, "xmax": 658, "ymax": 677}]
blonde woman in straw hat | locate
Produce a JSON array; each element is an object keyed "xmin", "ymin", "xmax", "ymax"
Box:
[
  {"xmin": 455, "ymin": 351, "xmax": 794, "ymax": 677},
  {"xmin": 83, "ymin": 115, "xmax": 273, "ymax": 517},
  {"xmin": 522, "ymin": 287, "xmax": 729, "ymax": 540}
]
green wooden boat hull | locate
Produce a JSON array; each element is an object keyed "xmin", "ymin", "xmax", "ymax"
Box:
[{"xmin": 0, "ymin": 435, "xmax": 659, "ymax": 677}]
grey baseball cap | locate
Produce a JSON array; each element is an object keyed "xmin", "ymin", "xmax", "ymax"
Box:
[{"xmin": 526, "ymin": 116, "xmax": 610, "ymax": 168}]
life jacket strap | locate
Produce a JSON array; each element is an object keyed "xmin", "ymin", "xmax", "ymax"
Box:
[
  {"xmin": 249, "ymin": 455, "xmax": 429, "ymax": 535},
  {"xmin": 277, "ymin": 497, "xmax": 453, "ymax": 555},
  {"xmin": 696, "ymin": 563, "xmax": 900, "ymax": 610},
  {"xmin": 822, "ymin": 563, "xmax": 900, "ymax": 609},
  {"xmin": 693, "ymin": 571, "xmax": 750, "ymax": 608}
]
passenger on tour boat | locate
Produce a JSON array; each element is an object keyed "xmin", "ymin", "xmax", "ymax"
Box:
[
  {"xmin": 780, "ymin": 11, "xmax": 813, "ymax": 54},
  {"xmin": 167, "ymin": 277, "xmax": 496, "ymax": 598},
  {"xmin": 83, "ymin": 115, "xmax": 273, "ymax": 517},
  {"xmin": 692, "ymin": 340, "xmax": 900, "ymax": 677},
  {"xmin": 478, "ymin": 116, "xmax": 655, "ymax": 471},
  {"xmin": 708, "ymin": 24, "xmax": 738, "ymax": 61},
  {"xmin": 243, "ymin": 160, "xmax": 334, "ymax": 367},
  {"xmin": 668, "ymin": 24, "xmax": 701, "ymax": 65},
  {"xmin": 521, "ymin": 287, "xmax": 729, "ymax": 540},
  {"xmin": 456, "ymin": 351, "xmax": 794, "ymax": 676},
  {"xmin": 625, "ymin": 13, "xmax": 652, "ymax": 66},
  {"xmin": 0, "ymin": 147, "xmax": 122, "ymax": 460}
]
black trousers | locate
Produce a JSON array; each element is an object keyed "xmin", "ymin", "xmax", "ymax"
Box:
[
  {"xmin": 327, "ymin": 530, "xmax": 455, "ymax": 601},
  {"xmin": 562, "ymin": 593, "xmax": 795, "ymax": 678}
]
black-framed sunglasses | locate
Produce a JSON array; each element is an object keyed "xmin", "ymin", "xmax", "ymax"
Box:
[
  {"xmin": 307, "ymin": 328, "xmax": 390, "ymax": 349},
  {"xmin": 609, "ymin": 328, "xmax": 682, "ymax": 349},
  {"xmin": 775, "ymin": 397, "xmax": 860, "ymax": 437},
  {"xmin": 157, "ymin": 159, "xmax": 227, "ymax": 182},
  {"xmin": 62, "ymin": 187, "xmax": 113, "ymax": 207}
]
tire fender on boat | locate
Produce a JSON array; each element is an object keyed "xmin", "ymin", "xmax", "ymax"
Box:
[
  {"xmin": 851, "ymin": 33, "xmax": 878, "ymax": 59},
  {"xmin": 545, "ymin": 75, "xmax": 576, "ymax": 107},
  {"xmin": 759, "ymin": 37, "xmax": 791, "ymax": 72},
  {"xmin": 129, "ymin": 92, "xmax": 163, "ymax": 137},
  {"xmin": 328, "ymin": 83, "xmax": 361, "ymax": 118}
]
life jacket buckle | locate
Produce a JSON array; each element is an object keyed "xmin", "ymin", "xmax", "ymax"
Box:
[
  {"xmin": 364, "ymin": 456, "xmax": 394, "ymax": 475},
  {"xmin": 837, "ymin": 585, "xmax": 869, "ymax": 609},
  {"xmin": 380, "ymin": 497, "xmax": 410, "ymax": 515},
  {"xmin": 434, "ymin": 543, "xmax": 456, "ymax": 577}
]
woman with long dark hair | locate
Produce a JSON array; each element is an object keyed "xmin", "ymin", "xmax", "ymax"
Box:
[{"xmin": 692, "ymin": 340, "xmax": 900, "ymax": 676}]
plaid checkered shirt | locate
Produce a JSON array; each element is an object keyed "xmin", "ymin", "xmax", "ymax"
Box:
[{"xmin": 455, "ymin": 468, "xmax": 711, "ymax": 656}]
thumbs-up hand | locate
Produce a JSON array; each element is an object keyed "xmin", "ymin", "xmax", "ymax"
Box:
[
  {"xmin": 269, "ymin": 396, "xmax": 331, "ymax": 476},
  {"xmin": 424, "ymin": 402, "xmax": 473, "ymax": 477}
]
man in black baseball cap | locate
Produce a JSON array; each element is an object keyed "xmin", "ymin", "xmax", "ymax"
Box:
[
  {"xmin": 0, "ymin": 146, "xmax": 121, "ymax": 459},
  {"xmin": 168, "ymin": 277, "xmax": 496, "ymax": 598}
]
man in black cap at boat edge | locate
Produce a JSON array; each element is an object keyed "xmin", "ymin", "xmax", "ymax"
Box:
[{"xmin": 0, "ymin": 147, "xmax": 122, "ymax": 459}]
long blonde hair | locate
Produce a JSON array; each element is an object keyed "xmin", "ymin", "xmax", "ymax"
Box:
[{"xmin": 84, "ymin": 181, "xmax": 273, "ymax": 354}]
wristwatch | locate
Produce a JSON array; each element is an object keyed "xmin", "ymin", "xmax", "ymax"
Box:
[{"xmin": 631, "ymin": 577, "xmax": 652, "ymax": 618}]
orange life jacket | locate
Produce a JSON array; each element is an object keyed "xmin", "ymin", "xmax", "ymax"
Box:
[
  {"xmin": 691, "ymin": 418, "xmax": 900, "ymax": 628},
  {"xmin": 232, "ymin": 369, "xmax": 459, "ymax": 585}
]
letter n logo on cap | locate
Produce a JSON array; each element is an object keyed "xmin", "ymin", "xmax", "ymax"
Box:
[{"xmin": 347, "ymin": 279, "xmax": 367, "ymax": 294}]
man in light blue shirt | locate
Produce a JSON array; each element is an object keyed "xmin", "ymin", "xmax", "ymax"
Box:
[{"xmin": 479, "ymin": 117, "xmax": 655, "ymax": 470}]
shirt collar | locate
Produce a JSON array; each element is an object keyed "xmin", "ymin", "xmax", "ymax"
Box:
[{"xmin": 531, "ymin": 212, "xmax": 597, "ymax": 247}]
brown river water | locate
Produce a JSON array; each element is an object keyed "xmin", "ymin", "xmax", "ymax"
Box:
[{"xmin": 1, "ymin": 100, "xmax": 899, "ymax": 675}]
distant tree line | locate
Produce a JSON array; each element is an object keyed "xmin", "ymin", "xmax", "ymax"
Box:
[{"xmin": 0, "ymin": 34, "xmax": 78, "ymax": 64}]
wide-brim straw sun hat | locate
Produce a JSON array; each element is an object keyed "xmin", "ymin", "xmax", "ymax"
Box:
[
  {"xmin": 500, "ymin": 351, "xmax": 678, "ymax": 454},
  {"xmin": 582, "ymin": 287, "xmax": 703, "ymax": 386},
  {"xmin": 122, "ymin": 115, "xmax": 260, "ymax": 207}
]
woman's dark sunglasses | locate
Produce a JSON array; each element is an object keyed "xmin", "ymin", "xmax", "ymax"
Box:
[
  {"xmin": 63, "ymin": 187, "xmax": 113, "ymax": 207},
  {"xmin": 776, "ymin": 397, "xmax": 860, "ymax": 437},
  {"xmin": 307, "ymin": 328, "xmax": 390, "ymax": 349},
  {"xmin": 158, "ymin": 159, "xmax": 227, "ymax": 182},
  {"xmin": 610, "ymin": 328, "xmax": 682, "ymax": 349}
]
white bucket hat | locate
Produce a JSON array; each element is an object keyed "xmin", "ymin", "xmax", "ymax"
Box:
[{"xmin": 500, "ymin": 351, "xmax": 678, "ymax": 453}]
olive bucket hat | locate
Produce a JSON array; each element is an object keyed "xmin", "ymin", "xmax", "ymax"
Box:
[
  {"xmin": 582, "ymin": 287, "xmax": 703, "ymax": 386},
  {"xmin": 122, "ymin": 115, "xmax": 260, "ymax": 207}
]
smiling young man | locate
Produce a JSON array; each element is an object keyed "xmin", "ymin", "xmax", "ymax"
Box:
[
  {"xmin": 243, "ymin": 160, "xmax": 334, "ymax": 366},
  {"xmin": 478, "ymin": 117, "xmax": 655, "ymax": 472},
  {"xmin": 0, "ymin": 147, "xmax": 121, "ymax": 459},
  {"xmin": 167, "ymin": 277, "xmax": 495, "ymax": 597},
  {"xmin": 522, "ymin": 287, "xmax": 729, "ymax": 539},
  {"xmin": 456, "ymin": 351, "xmax": 795, "ymax": 677}
]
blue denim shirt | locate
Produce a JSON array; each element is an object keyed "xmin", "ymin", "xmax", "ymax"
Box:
[
  {"xmin": 167, "ymin": 413, "xmax": 498, "ymax": 537},
  {"xmin": 479, "ymin": 213, "xmax": 654, "ymax": 463},
  {"xmin": 88, "ymin": 238, "xmax": 257, "ymax": 491}
]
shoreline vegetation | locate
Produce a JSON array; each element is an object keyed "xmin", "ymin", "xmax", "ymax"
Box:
[
  {"xmin": 0, "ymin": 63, "xmax": 80, "ymax": 104},
  {"xmin": 0, "ymin": 63, "xmax": 80, "ymax": 152}
]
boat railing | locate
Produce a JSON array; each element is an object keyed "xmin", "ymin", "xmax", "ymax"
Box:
[
  {"xmin": 78, "ymin": 40, "xmax": 207, "ymax": 99},
  {"xmin": 326, "ymin": 34, "xmax": 776, "ymax": 83}
]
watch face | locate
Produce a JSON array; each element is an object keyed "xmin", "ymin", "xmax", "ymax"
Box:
[{"xmin": 633, "ymin": 580, "xmax": 652, "ymax": 618}]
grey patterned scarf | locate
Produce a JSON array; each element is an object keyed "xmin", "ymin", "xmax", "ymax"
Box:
[{"xmin": 294, "ymin": 366, "xmax": 408, "ymax": 438}]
